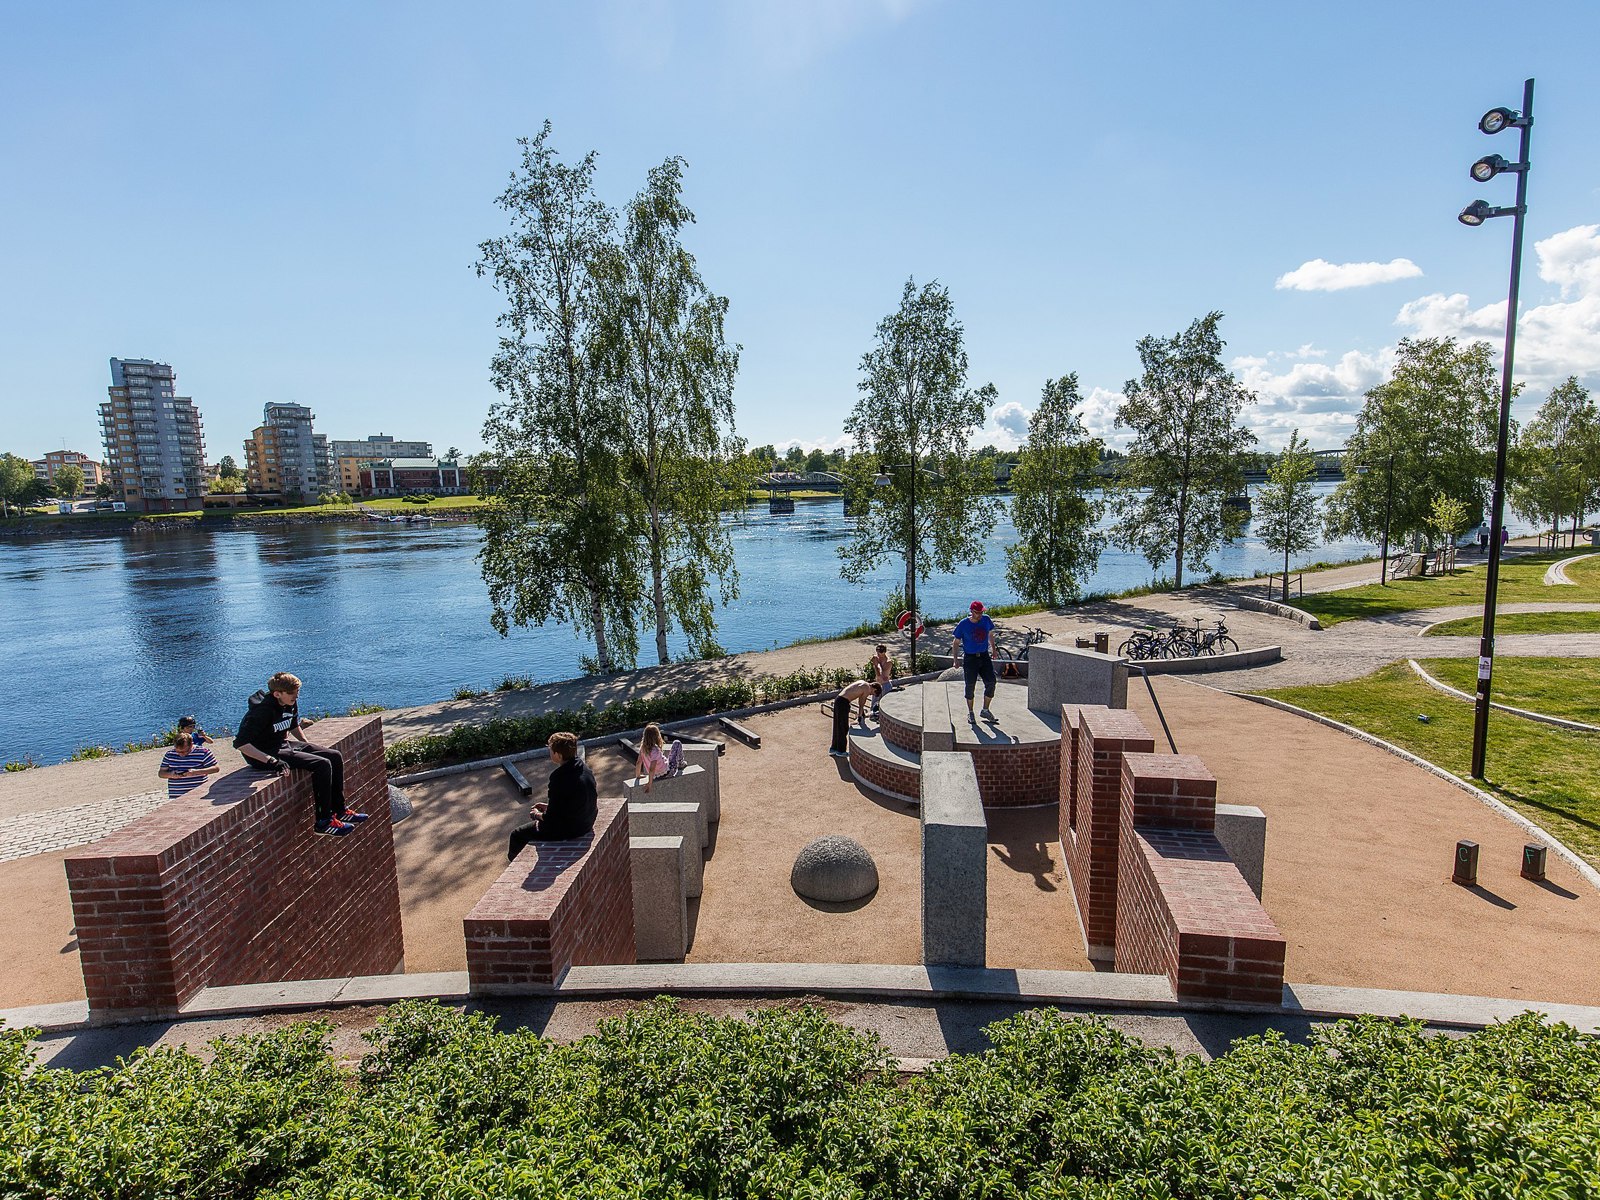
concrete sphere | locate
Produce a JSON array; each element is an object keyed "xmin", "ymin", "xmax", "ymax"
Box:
[
  {"xmin": 791, "ymin": 835, "xmax": 879, "ymax": 903},
  {"xmin": 388, "ymin": 784, "xmax": 413, "ymax": 824}
]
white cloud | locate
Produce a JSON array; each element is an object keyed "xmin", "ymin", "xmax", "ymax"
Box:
[
  {"xmin": 1079, "ymin": 387, "xmax": 1130, "ymax": 452},
  {"xmin": 1392, "ymin": 224, "xmax": 1600, "ymax": 387},
  {"xmin": 1235, "ymin": 348, "xmax": 1394, "ymax": 451},
  {"xmin": 1275, "ymin": 258, "xmax": 1424, "ymax": 292}
]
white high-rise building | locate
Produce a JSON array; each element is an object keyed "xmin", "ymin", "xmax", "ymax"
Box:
[{"xmin": 99, "ymin": 359, "xmax": 208, "ymax": 512}]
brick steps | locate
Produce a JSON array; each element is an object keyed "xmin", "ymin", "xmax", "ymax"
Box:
[{"xmin": 847, "ymin": 728, "xmax": 920, "ymax": 805}]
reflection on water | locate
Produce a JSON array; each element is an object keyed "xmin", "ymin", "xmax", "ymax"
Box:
[{"xmin": 0, "ymin": 493, "xmax": 1399, "ymax": 762}]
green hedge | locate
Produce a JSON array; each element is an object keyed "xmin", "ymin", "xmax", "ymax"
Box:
[
  {"xmin": 2, "ymin": 1001, "xmax": 1597, "ymax": 1197},
  {"xmin": 386, "ymin": 665, "xmax": 881, "ymax": 772}
]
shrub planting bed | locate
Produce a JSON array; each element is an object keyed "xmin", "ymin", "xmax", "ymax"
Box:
[{"xmin": 2, "ymin": 1000, "xmax": 1597, "ymax": 1198}]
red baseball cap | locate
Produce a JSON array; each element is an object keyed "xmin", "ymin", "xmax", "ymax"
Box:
[{"xmin": 970, "ymin": 600, "xmax": 985, "ymax": 613}]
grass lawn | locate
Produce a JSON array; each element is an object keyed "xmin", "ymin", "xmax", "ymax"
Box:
[
  {"xmin": 363, "ymin": 495, "xmax": 490, "ymax": 512},
  {"xmin": 1423, "ymin": 609, "xmax": 1600, "ymax": 637},
  {"xmin": 1294, "ymin": 551, "xmax": 1600, "ymax": 626},
  {"xmin": 1265, "ymin": 664, "xmax": 1600, "ymax": 865},
  {"xmin": 1419, "ymin": 656, "xmax": 1600, "ymax": 725}
]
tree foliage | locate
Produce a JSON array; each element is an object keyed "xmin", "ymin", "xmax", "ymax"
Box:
[
  {"xmin": 473, "ymin": 123, "xmax": 641, "ymax": 673},
  {"xmin": 1004, "ymin": 375, "xmax": 1104, "ymax": 606},
  {"xmin": 1511, "ymin": 376, "xmax": 1599, "ymax": 542},
  {"xmin": 52, "ymin": 463, "xmax": 84, "ymax": 500},
  {"xmin": 1428, "ymin": 491, "xmax": 1471, "ymax": 551},
  {"xmin": 840, "ymin": 279, "xmax": 998, "ymax": 619},
  {"xmin": 593, "ymin": 156, "xmax": 743, "ymax": 665},
  {"xmin": 0, "ymin": 453, "xmax": 34, "ymax": 517},
  {"xmin": 1110, "ymin": 311, "xmax": 1256, "ymax": 588},
  {"xmin": 1253, "ymin": 429, "xmax": 1321, "ymax": 601},
  {"xmin": 1324, "ymin": 337, "xmax": 1504, "ymax": 551},
  {"xmin": 218, "ymin": 454, "xmax": 241, "ymax": 479}
]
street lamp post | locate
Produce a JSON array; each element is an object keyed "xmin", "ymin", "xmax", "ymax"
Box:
[{"xmin": 1460, "ymin": 79, "xmax": 1534, "ymax": 781}]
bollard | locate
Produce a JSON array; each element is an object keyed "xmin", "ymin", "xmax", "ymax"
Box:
[
  {"xmin": 1521, "ymin": 843, "xmax": 1547, "ymax": 882},
  {"xmin": 1452, "ymin": 839, "xmax": 1479, "ymax": 886}
]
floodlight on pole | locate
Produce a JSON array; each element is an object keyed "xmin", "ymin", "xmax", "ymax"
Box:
[
  {"xmin": 1463, "ymin": 78, "xmax": 1535, "ymax": 782},
  {"xmin": 1469, "ymin": 153, "xmax": 1525, "ymax": 183}
]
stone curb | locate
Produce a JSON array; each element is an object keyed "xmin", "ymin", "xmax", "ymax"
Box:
[
  {"xmin": 1405, "ymin": 659, "xmax": 1600, "ymax": 734},
  {"xmin": 1203, "ymin": 588, "xmax": 1323, "ymax": 630},
  {"xmin": 11, "ymin": 963, "xmax": 1600, "ymax": 1036},
  {"xmin": 1139, "ymin": 645, "xmax": 1282, "ymax": 674},
  {"xmin": 1544, "ymin": 551, "xmax": 1599, "ymax": 586},
  {"xmin": 388, "ymin": 672, "xmax": 947, "ymax": 786},
  {"xmin": 1228, "ymin": 691, "xmax": 1600, "ymax": 895}
]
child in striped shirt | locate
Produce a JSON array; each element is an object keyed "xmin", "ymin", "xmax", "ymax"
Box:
[{"xmin": 159, "ymin": 733, "xmax": 220, "ymax": 798}]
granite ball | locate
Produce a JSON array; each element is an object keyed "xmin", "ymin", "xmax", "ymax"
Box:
[
  {"xmin": 388, "ymin": 784, "xmax": 413, "ymax": 824},
  {"xmin": 791, "ymin": 835, "xmax": 879, "ymax": 903}
]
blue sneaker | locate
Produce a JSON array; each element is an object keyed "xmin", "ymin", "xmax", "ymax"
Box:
[
  {"xmin": 315, "ymin": 817, "xmax": 355, "ymax": 837},
  {"xmin": 337, "ymin": 808, "xmax": 370, "ymax": 824}
]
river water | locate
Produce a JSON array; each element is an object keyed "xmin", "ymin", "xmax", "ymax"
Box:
[{"xmin": 3, "ymin": 494, "xmax": 1382, "ymax": 762}]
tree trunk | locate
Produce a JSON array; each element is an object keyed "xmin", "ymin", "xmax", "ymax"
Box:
[
  {"xmin": 589, "ymin": 591, "xmax": 612, "ymax": 674},
  {"xmin": 651, "ymin": 505, "xmax": 669, "ymax": 665},
  {"xmin": 1281, "ymin": 541, "xmax": 1291, "ymax": 604}
]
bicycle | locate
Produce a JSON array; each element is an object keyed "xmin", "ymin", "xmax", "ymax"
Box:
[{"xmin": 1116, "ymin": 629, "xmax": 1166, "ymax": 661}]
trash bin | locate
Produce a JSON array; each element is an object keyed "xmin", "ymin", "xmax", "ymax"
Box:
[{"xmin": 1094, "ymin": 631, "xmax": 1110, "ymax": 654}]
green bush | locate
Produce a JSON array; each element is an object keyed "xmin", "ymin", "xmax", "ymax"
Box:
[
  {"xmin": 496, "ymin": 675, "xmax": 534, "ymax": 692},
  {"xmin": 389, "ymin": 670, "xmax": 864, "ymax": 771},
  {"xmin": 1, "ymin": 1003, "xmax": 1597, "ymax": 1198}
]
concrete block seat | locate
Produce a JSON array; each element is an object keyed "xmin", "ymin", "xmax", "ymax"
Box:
[{"xmin": 848, "ymin": 681, "xmax": 1063, "ymax": 809}]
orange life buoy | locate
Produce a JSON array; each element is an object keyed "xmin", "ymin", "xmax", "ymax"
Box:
[{"xmin": 895, "ymin": 609, "xmax": 925, "ymax": 638}]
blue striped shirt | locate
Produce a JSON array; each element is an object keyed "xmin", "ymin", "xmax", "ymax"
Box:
[{"xmin": 160, "ymin": 746, "xmax": 217, "ymax": 797}]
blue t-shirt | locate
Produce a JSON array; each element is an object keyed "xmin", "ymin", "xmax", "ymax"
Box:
[{"xmin": 953, "ymin": 614, "xmax": 994, "ymax": 654}]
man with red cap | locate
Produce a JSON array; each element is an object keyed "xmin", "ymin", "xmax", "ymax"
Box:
[{"xmin": 951, "ymin": 600, "xmax": 997, "ymax": 722}]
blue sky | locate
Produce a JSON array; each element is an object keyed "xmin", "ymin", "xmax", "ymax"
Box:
[{"xmin": 3, "ymin": 1, "xmax": 1598, "ymax": 464}]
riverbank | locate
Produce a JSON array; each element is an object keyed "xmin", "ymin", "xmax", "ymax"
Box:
[{"xmin": 0, "ymin": 500, "xmax": 481, "ymax": 538}]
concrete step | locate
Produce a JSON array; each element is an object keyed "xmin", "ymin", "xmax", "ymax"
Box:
[{"xmin": 847, "ymin": 728, "xmax": 920, "ymax": 806}]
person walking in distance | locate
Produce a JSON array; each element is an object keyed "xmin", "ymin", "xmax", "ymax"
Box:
[
  {"xmin": 508, "ymin": 731, "xmax": 598, "ymax": 861},
  {"xmin": 829, "ymin": 678, "xmax": 882, "ymax": 757},
  {"xmin": 234, "ymin": 672, "xmax": 369, "ymax": 837},
  {"xmin": 952, "ymin": 600, "xmax": 997, "ymax": 722}
]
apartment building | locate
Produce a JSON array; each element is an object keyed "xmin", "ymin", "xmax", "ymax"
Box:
[
  {"xmin": 357, "ymin": 458, "xmax": 465, "ymax": 496},
  {"xmin": 32, "ymin": 450, "xmax": 106, "ymax": 492},
  {"xmin": 98, "ymin": 359, "xmax": 208, "ymax": 512},
  {"xmin": 331, "ymin": 434, "xmax": 433, "ymax": 492},
  {"xmin": 244, "ymin": 403, "xmax": 332, "ymax": 498}
]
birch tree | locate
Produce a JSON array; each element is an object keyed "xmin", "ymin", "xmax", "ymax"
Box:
[
  {"xmin": 594, "ymin": 157, "xmax": 742, "ymax": 665},
  {"xmin": 839, "ymin": 279, "xmax": 998, "ymax": 625},
  {"xmin": 1004, "ymin": 375, "xmax": 1104, "ymax": 606},
  {"xmin": 1252, "ymin": 430, "xmax": 1319, "ymax": 601},
  {"xmin": 1111, "ymin": 311, "xmax": 1256, "ymax": 589},
  {"xmin": 472, "ymin": 124, "xmax": 642, "ymax": 673}
]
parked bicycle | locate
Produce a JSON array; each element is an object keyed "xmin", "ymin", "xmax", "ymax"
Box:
[
  {"xmin": 1118, "ymin": 617, "xmax": 1237, "ymax": 660},
  {"xmin": 995, "ymin": 626, "xmax": 1049, "ymax": 662}
]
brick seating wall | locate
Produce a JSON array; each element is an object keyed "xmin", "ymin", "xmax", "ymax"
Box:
[
  {"xmin": 1061, "ymin": 706, "xmax": 1155, "ymax": 956},
  {"xmin": 64, "ymin": 716, "xmax": 402, "ymax": 1017},
  {"xmin": 848, "ymin": 743, "xmax": 920, "ymax": 800},
  {"xmin": 1113, "ymin": 753, "xmax": 1286, "ymax": 1006},
  {"xmin": 878, "ymin": 707, "xmax": 922, "ymax": 753},
  {"xmin": 968, "ymin": 740, "xmax": 1060, "ymax": 808},
  {"xmin": 464, "ymin": 797, "xmax": 635, "ymax": 992}
]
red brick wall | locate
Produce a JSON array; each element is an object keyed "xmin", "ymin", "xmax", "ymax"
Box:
[
  {"xmin": 849, "ymin": 743, "xmax": 921, "ymax": 801},
  {"xmin": 878, "ymin": 707, "xmax": 921, "ymax": 753},
  {"xmin": 1061, "ymin": 706, "xmax": 1155, "ymax": 956},
  {"xmin": 968, "ymin": 740, "xmax": 1059, "ymax": 808},
  {"xmin": 1114, "ymin": 754, "xmax": 1285, "ymax": 1005},
  {"xmin": 464, "ymin": 797, "xmax": 635, "ymax": 992},
  {"xmin": 65, "ymin": 716, "xmax": 402, "ymax": 1018}
]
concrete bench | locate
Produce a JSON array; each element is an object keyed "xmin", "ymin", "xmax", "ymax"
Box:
[
  {"xmin": 64, "ymin": 716, "xmax": 401, "ymax": 1020},
  {"xmin": 679, "ymin": 744, "xmax": 721, "ymax": 823},
  {"xmin": 921, "ymin": 751, "xmax": 987, "ymax": 968},
  {"xmin": 631, "ymin": 835, "xmax": 688, "ymax": 960},
  {"xmin": 623, "ymin": 764, "xmax": 713, "ymax": 847},
  {"xmin": 627, "ymin": 802, "xmax": 702, "ymax": 897},
  {"xmin": 463, "ymin": 797, "xmax": 635, "ymax": 993},
  {"xmin": 1028, "ymin": 644, "xmax": 1128, "ymax": 714}
]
